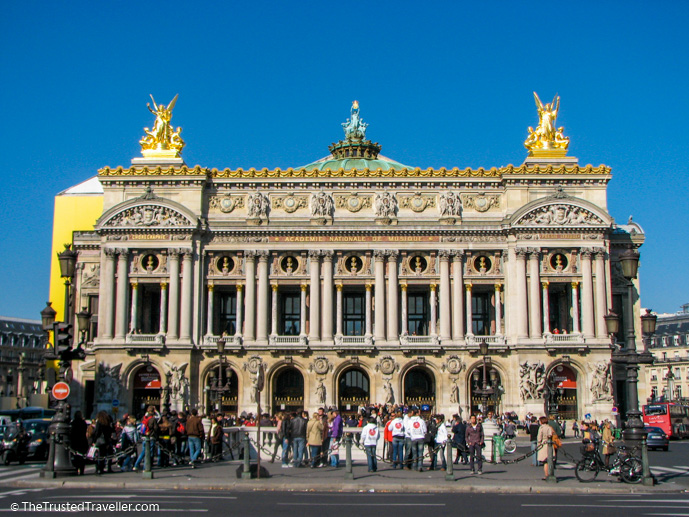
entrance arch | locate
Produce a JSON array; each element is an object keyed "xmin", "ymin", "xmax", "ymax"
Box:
[
  {"xmin": 338, "ymin": 368, "xmax": 370, "ymax": 416},
  {"xmin": 132, "ymin": 364, "xmax": 161, "ymax": 417},
  {"xmin": 404, "ymin": 367, "xmax": 436, "ymax": 413},
  {"xmin": 469, "ymin": 364, "xmax": 503, "ymax": 416},
  {"xmin": 546, "ymin": 364, "xmax": 578, "ymax": 420},
  {"xmin": 273, "ymin": 367, "xmax": 304, "ymax": 413},
  {"xmin": 204, "ymin": 363, "xmax": 239, "ymax": 416}
]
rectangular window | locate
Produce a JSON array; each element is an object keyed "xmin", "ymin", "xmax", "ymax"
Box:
[
  {"xmin": 139, "ymin": 284, "xmax": 161, "ymax": 334},
  {"xmin": 472, "ymin": 292, "xmax": 491, "ymax": 336},
  {"xmin": 408, "ymin": 292, "xmax": 429, "ymax": 336},
  {"xmin": 280, "ymin": 292, "xmax": 301, "ymax": 335},
  {"xmin": 88, "ymin": 295, "xmax": 99, "ymax": 340},
  {"xmin": 343, "ymin": 292, "xmax": 365, "ymax": 336},
  {"xmin": 214, "ymin": 290, "xmax": 237, "ymax": 335}
]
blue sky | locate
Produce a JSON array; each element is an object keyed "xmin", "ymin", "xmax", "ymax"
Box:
[{"xmin": 1, "ymin": 1, "xmax": 687, "ymax": 319}]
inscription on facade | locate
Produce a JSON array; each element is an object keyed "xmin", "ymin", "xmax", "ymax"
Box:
[{"xmin": 270, "ymin": 235, "xmax": 441, "ymax": 243}]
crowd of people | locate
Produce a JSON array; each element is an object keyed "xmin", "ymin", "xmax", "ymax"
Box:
[{"xmin": 63, "ymin": 403, "xmax": 618, "ymax": 478}]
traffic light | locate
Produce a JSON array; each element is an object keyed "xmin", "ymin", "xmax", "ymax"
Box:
[{"xmin": 55, "ymin": 323, "xmax": 73, "ymax": 354}]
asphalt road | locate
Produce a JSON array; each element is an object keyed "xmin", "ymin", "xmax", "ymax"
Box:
[{"xmin": 0, "ymin": 487, "xmax": 689, "ymax": 516}]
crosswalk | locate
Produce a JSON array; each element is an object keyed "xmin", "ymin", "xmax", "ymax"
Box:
[{"xmin": 0, "ymin": 463, "xmax": 44, "ymax": 484}]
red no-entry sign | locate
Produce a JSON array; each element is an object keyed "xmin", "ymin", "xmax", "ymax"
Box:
[{"xmin": 52, "ymin": 382, "xmax": 70, "ymax": 400}]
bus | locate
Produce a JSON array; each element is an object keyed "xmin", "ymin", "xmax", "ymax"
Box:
[{"xmin": 642, "ymin": 402, "xmax": 689, "ymax": 438}]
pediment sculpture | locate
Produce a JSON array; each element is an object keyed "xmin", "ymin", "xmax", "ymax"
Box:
[
  {"xmin": 105, "ymin": 205, "xmax": 193, "ymax": 228},
  {"xmin": 516, "ymin": 204, "xmax": 604, "ymax": 226}
]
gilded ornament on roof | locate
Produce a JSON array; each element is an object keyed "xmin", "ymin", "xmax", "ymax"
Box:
[
  {"xmin": 139, "ymin": 94, "xmax": 185, "ymax": 158},
  {"xmin": 342, "ymin": 100, "xmax": 368, "ymax": 141},
  {"xmin": 524, "ymin": 92, "xmax": 569, "ymax": 157}
]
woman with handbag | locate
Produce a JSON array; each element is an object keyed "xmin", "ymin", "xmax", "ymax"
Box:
[{"xmin": 602, "ymin": 420, "xmax": 616, "ymax": 468}]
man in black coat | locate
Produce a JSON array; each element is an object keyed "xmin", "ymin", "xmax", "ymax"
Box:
[{"xmin": 451, "ymin": 414, "xmax": 468, "ymax": 464}]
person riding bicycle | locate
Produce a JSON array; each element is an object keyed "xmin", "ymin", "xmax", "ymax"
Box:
[{"xmin": 503, "ymin": 420, "xmax": 516, "ymax": 439}]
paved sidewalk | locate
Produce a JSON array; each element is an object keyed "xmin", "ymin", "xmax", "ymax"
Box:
[{"xmin": 15, "ymin": 439, "xmax": 688, "ymax": 494}]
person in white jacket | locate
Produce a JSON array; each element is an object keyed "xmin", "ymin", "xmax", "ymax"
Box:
[
  {"xmin": 388, "ymin": 411, "xmax": 405, "ymax": 469},
  {"xmin": 362, "ymin": 417, "xmax": 380, "ymax": 472},
  {"xmin": 405, "ymin": 409, "xmax": 427, "ymax": 472},
  {"xmin": 431, "ymin": 414, "xmax": 448, "ymax": 471}
]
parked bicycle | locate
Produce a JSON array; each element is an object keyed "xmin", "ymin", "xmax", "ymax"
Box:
[{"xmin": 574, "ymin": 439, "xmax": 643, "ymax": 484}]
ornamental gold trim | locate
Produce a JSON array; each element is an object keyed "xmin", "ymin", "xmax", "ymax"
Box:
[{"xmin": 98, "ymin": 164, "xmax": 611, "ymax": 178}]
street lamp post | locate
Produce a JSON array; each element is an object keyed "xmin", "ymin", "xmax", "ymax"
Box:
[
  {"xmin": 163, "ymin": 370, "xmax": 172, "ymax": 414},
  {"xmin": 472, "ymin": 342, "xmax": 496, "ymax": 414},
  {"xmin": 40, "ymin": 302, "xmax": 90, "ymax": 478},
  {"xmin": 205, "ymin": 336, "xmax": 232, "ymax": 413},
  {"xmin": 610, "ymin": 245, "xmax": 655, "ymax": 485}
]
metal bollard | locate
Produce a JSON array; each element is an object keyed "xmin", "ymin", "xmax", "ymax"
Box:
[
  {"xmin": 545, "ymin": 437, "xmax": 556, "ymax": 483},
  {"xmin": 641, "ymin": 436, "xmax": 654, "ymax": 486},
  {"xmin": 142, "ymin": 436, "xmax": 153, "ymax": 479},
  {"xmin": 40, "ymin": 429, "xmax": 57, "ymax": 478},
  {"xmin": 445, "ymin": 442, "xmax": 453, "ymax": 482},
  {"xmin": 241, "ymin": 432, "xmax": 252, "ymax": 479},
  {"xmin": 344, "ymin": 434, "xmax": 353, "ymax": 481}
]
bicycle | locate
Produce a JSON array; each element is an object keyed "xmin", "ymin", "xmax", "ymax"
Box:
[
  {"xmin": 574, "ymin": 440, "xmax": 643, "ymax": 484},
  {"xmin": 500, "ymin": 431, "xmax": 517, "ymax": 454}
]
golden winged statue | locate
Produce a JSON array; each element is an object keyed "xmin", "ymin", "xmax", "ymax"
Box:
[
  {"xmin": 139, "ymin": 94, "xmax": 185, "ymax": 157},
  {"xmin": 524, "ymin": 92, "xmax": 569, "ymax": 155}
]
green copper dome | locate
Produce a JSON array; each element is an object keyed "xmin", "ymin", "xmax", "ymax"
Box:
[{"xmin": 298, "ymin": 101, "xmax": 413, "ymax": 171}]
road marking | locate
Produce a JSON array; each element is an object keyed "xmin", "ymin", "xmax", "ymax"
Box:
[
  {"xmin": 651, "ymin": 466, "xmax": 689, "ymax": 474},
  {"xmin": 278, "ymin": 503, "xmax": 446, "ymax": 507},
  {"xmin": 604, "ymin": 500, "xmax": 689, "ymax": 503},
  {"xmin": 54, "ymin": 495, "xmax": 237, "ymax": 500},
  {"xmin": 0, "ymin": 470, "xmax": 40, "ymax": 482},
  {"xmin": 523, "ymin": 505, "xmax": 689, "ymax": 509},
  {"xmin": 0, "ymin": 509, "xmax": 208, "ymax": 513}
]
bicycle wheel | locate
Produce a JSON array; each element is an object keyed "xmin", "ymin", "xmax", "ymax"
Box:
[
  {"xmin": 575, "ymin": 457, "xmax": 600, "ymax": 482},
  {"xmin": 620, "ymin": 457, "xmax": 643, "ymax": 484},
  {"xmin": 504, "ymin": 439, "xmax": 517, "ymax": 454}
]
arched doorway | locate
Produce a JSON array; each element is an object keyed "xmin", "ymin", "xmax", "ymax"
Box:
[
  {"xmin": 404, "ymin": 367, "xmax": 436, "ymax": 414},
  {"xmin": 546, "ymin": 364, "xmax": 578, "ymax": 420},
  {"xmin": 132, "ymin": 364, "xmax": 161, "ymax": 418},
  {"xmin": 469, "ymin": 364, "xmax": 503, "ymax": 416},
  {"xmin": 338, "ymin": 368, "xmax": 369, "ymax": 417},
  {"xmin": 273, "ymin": 368, "xmax": 304, "ymax": 413},
  {"xmin": 204, "ymin": 364, "xmax": 239, "ymax": 416}
]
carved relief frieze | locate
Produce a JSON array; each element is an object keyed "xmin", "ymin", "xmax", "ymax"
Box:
[
  {"xmin": 247, "ymin": 192, "xmax": 270, "ymax": 218},
  {"xmin": 308, "ymin": 356, "xmax": 333, "ymax": 375},
  {"xmin": 399, "ymin": 193, "xmax": 436, "ymax": 213},
  {"xmin": 310, "ymin": 191, "xmax": 334, "ymax": 217},
  {"xmin": 375, "ymin": 356, "xmax": 400, "ymax": 376},
  {"xmin": 105, "ymin": 205, "xmax": 193, "ymax": 228},
  {"xmin": 516, "ymin": 203, "xmax": 604, "ymax": 226},
  {"xmin": 210, "ymin": 235, "xmax": 269, "ymax": 243},
  {"xmin": 81, "ymin": 264, "xmax": 100, "ymax": 288},
  {"xmin": 374, "ymin": 191, "xmax": 397, "ymax": 217},
  {"xmin": 441, "ymin": 235, "xmax": 507, "ymax": 243},
  {"xmin": 462, "ymin": 193, "xmax": 500, "ymax": 213},
  {"xmin": 272, "ymin": 194, "xmax": 308, "ymax": 213},
  {"xmin": 209, "ymin": 194, "xmax": 245, "ymax": 213},
  {"xmin": 335, "ymin": 193, "xmax": 372, "ymax": 213},
  {"xmin": 439, "ymin": 191, "xmax": 462, "ymax": 216}
]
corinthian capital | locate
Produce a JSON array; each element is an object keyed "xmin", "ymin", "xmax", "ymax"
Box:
[
  {"xmin": 308, "ymin": 250, "xmax": 322, "ymax": 259},
  {"xmin": 386, "ymin": 250, "xmax": 399, "ymax": 261},
  {"xmin": 373, "ymin": 250, "xmax": 387, "ymax": 261},
  {"xmin": 321, "ymin": 250, "xmax": 334, "ymax": 261},
  {"xmin": 438, "ymin": 250, "xmax": 451, "ymax": 261},
  {"xmin": 515, "ymin": 248, "xmax": 529, "ymax": 259},
  {"xmin": 580, "ymin": 247, "xmax": 594, "ymax": 259},
  {"xmin": 244, "ymin": 250, "xmax": 257, "ymax": 260},
  {"xmin": 257, "ymin": 250, "xmax": 270, "ymax": 262},
  {"xmin": 104, "ymin": 248, "xmax": 117, "ymax": 259}
]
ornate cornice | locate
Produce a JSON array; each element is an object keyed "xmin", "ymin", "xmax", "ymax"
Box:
[{"xmin": 99, "ymin": 165, "xmax": 208, "ymax": 177}]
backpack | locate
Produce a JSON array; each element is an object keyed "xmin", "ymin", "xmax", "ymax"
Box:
[
  {"xmin": 425, "ymin": 421, "xmax": 437, "ymax": 444},
  {"xmin": 552, "ymin": 433, "xmax": 562, "ymax": 450},
  {"xmin": 177, "ymin": 421, "xmax": 186, "ymax": 435}
]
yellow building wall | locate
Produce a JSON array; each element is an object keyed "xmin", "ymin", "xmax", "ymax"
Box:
[{"xmin": 48, "ymin": 194, "xmax": 103, "ymax": 322}]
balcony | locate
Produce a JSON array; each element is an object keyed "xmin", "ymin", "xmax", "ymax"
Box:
[
  {"xmin": 268, "ymin": 334, "xmax": 308, "ymax": 351},
  {"xmin": 465, "ymin": 334, "xmax": 507, "ymax": 346},
  {"xmin": 399, "ymin": 333, "xmax": 441, "ymax": 352},
  {"xmin": 334, "ymin": 334, "xmax": 374, "ymax": 351},
  {"xmin": 124, "ymin": 333, "xmax": 165, "ymax": 352},
  {"xmin": 544, "ymin": 333, "xmax": 585, "ymax": 345},
  {"xmin": 202, "ymin": 334, "xmax": 243, "ymax": 351}
]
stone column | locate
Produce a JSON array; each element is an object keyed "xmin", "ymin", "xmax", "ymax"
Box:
[
  {"xmin": 159, "ymin": 282, "xmax": 168, "ymax": 335},
  {"xmin": 100, "ymin": 249, "xmax": 117, "ymax": 339},
  {"xmin": 129, "ymin": 282, "xmax": 139, "ymax": 333},
  {"xmin": 321, "ymin": 251, "xmax": 334, "ymax": 341},
  {"xmin": 309, "ymin": 251, "xmax": 321, "ymax": 341},
  {"xmin": 581, "ymin": 249, "xmax": 595, "ymax": 339},
  {"xmin": 528, "ymin": 249, "xmax": 542, "ymax": 338},
  {"xmin": 430, "ymin": 284, "xmax": 437, "ymax": 336},
  {"xmin": 256, "ymin": 251, "xmax": 270, "ymax": 341},
  {"xmin": 300, "ymin": 284, "xmax": 307, "ymax": 336},
  {"xmin": 115, "ymin": 249, "xmax": 129, "ymax": 339},
  {"xmin": 206, "ymin": 284, "xmax": 215, "ymax": 335},
  {"xmin": 452, "ymin": 251, "xmax": 465, "ymax": 340},
  {"xmin": 439, "ymin": 251, "xmax": 451, "ymax": 341},
  {"xmin": 400, "ymin": 283, "xmax": 408, "ymax": 336},
  {"xmin": 571, "ymin": 282, "xmax": 581, "ymax": 334},
  {"xmin": 235, "ymin": 284, "xmax": 243, "ymax": 336},
  {"xmin": 374, "ymin": 251, "xmax": 386, "ymax": 342},
  {"xmin": 336, "ymin": 283, "xmax": 343, "ymax": 336},
  {"xmin": 542, "ymin": 282, "xmax": 550, "ymax": 334},
  {"xmin": 271, "ymin": 284, "xmax": 278, "ymax": 336},
  {"xmin": 180, "ymin": 249, "xmax": 193, "ymax": 340},
  {"xmin": 386, "ymin": 251, "xmax": 399, "ymax": 341},
  {"xmin": 465, "ymin": 283, "xmax": 473, "ymax": 336},
  {"xmin": 594, "ymin": 249, "xmax": 608, "ymax": 338},
  {"xmin": 494, "ymin": 283, "xmax": 502, "ymax": 335},
  {"xmin": 515, "ymin": 248, "xmax": 529, "ymax": 339},
  {"xmin": 167, "ymin": 249, "xmax": 180, "ymax": 341},
  {"xmin": 365, "ymin": 283, "xmax": 373, "ymax": 336},
  {"xmin": 244, "ymin": 252, "xmax": 256, "ymax": 341}
]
